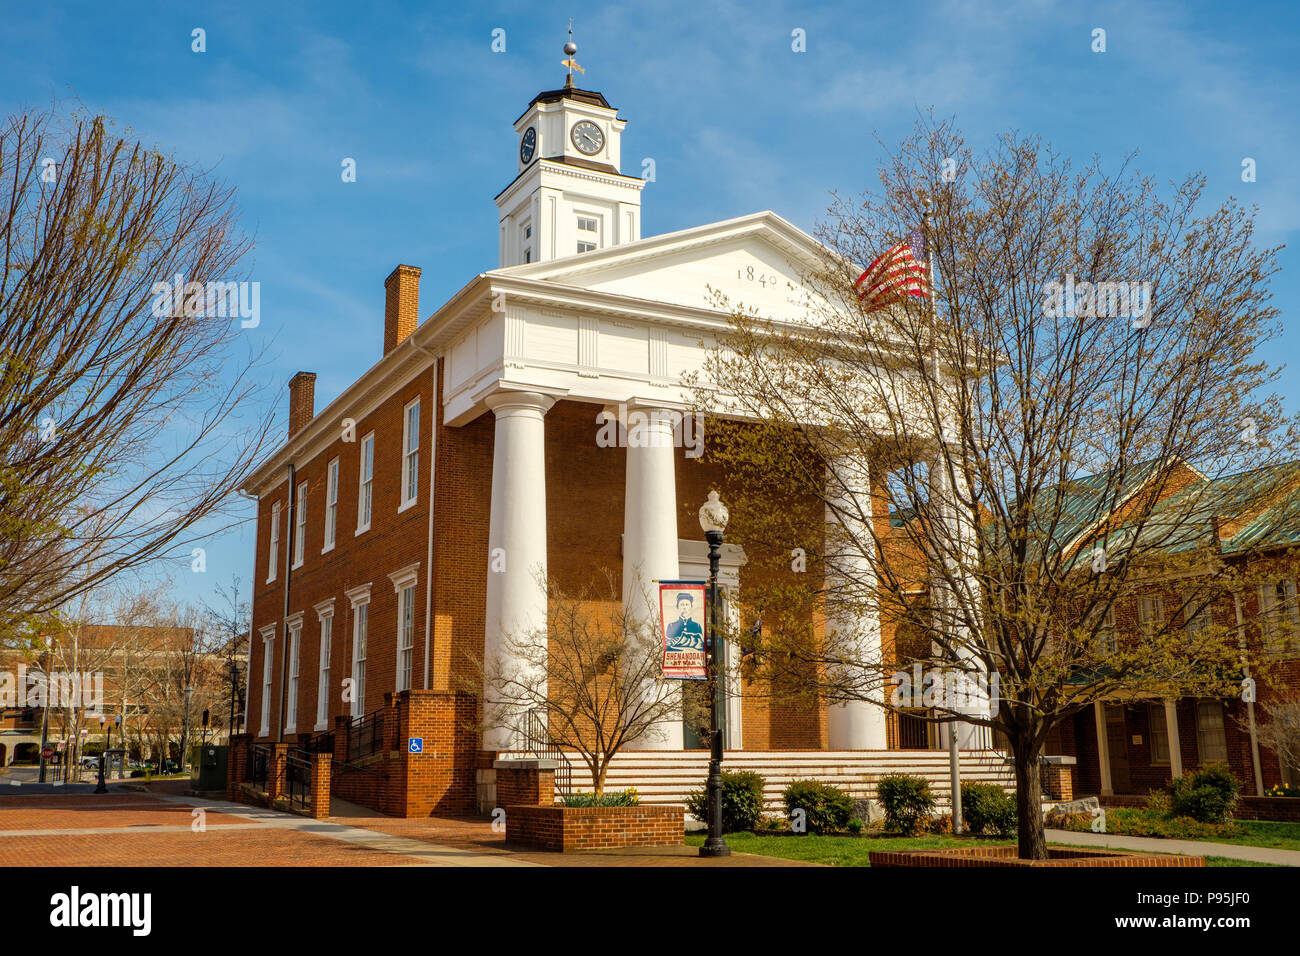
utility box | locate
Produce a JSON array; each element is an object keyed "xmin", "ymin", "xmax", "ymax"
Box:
[{"xmin": 191, "ymin": 745, "xmax": 228, "ymax": 792}]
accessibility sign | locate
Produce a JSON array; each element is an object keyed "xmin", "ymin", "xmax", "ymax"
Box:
[{"xmin": 408, "ymin": 738, "xmax": 423, "ymax": 754}]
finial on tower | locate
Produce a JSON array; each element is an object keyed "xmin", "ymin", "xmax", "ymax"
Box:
[{"xmin": 562, "ymin": 18, "xmax": 584, "ymax": 87}]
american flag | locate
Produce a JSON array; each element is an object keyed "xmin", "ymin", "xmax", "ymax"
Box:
[{"xmin": 854, "ymin": 229, "xmax": 931, "ymax": 313}]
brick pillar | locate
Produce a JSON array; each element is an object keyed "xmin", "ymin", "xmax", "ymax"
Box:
[
  {"xmin": 311, "ymin": 754, "xmax": 332, "ymax": 820},
  {"xmin": 1043, "ymin": 760, "xmax": 1076, "ymax": 801},
  {"xmin": 227, "ymin": 734, "xmax": 249, "ymax": 801},
  {"xmin": 383, "ymin": 692, "xmax": 400, "ymax": 753},
  {"xmin": 333, "ymin": 715, "xmax": 350, "ymax": 763},
  {"xmin": 268, "ymin": 744, "xmax": 289, "ymax": 801}
]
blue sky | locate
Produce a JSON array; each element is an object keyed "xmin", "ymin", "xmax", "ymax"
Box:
[{"xmin": 3, "ymin": 0, "xmax": 1298, "ymax": 615}]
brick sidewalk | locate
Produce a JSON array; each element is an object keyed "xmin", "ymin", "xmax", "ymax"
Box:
[{"xmin": 0, "ymin": 789, "xmax": 816, "ymax": 867}]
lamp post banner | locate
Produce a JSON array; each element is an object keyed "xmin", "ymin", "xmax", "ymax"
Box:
[{"xmin": 658, "ymin": 580, "xmax": 707, "ymax": 680}]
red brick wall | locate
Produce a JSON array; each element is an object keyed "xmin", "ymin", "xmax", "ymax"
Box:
[
  {"xmin": 505, "ymin": 804, "xmax": 684, "ymax": 851},
  {"xmin": 248, "ymin": 364, "xmax": 435, "ymax": 741}
]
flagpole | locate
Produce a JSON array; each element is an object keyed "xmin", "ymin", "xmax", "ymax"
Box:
[{"xmin": 924, "ymin": 194, "xmax": 965, "ymax": 835}]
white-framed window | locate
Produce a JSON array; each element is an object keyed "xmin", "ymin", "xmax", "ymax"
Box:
[
  {"xmin": 389, "ymin": 563, "xmax": 420, "ymax": 693},
  {"xmin": 292, "ymin": 481, "xmax": 307, "ymax": 569},
  {"xmin": 315, "ymin": 601, "xmax": 334, "ymax": 730},
  {"xmin": 357, "ymin": 432, "xmax": 374, "ymax": 532},
  {"xmin": 521, "ymin": 221, "xmax": 532, "ymax": 263},
  {"xmin": 1196, "ymin": 700, "xmax": 1228, "ymax": 764},
  {"xmin": 258, "ymin": 626, "xmax": 275, "ymax": 737},
  {"xmin": 346, "ymin": 584, "xmax": 372, "ymax": 719},
  {"xmin": 1184, "ymin": 591, "xmax": 1213, "ymax": 639},
  {"xmin": 577, "ymin": 215, "xmax": 598, "ymax": 253},
  {"xmin": 1148, "ymin": 703, "xmax": 1170, "ymax": 765},
  {"xmin": 398, "ymin": 585, "xmax": 415, "ymax": 691},
  {"xmin": 323, "ymin": 458, "xmax": 339, "ymax": 552},
  {"xmin": 401, "ymin": 399, "xmax": 420, "ymax": 510},
  {"xmin": 1097, "ymin": 605, "xmax": 1117, "ymax": 654},
  {"xmin": 1137, "ymin": 594, "xmax": 1164, "ymax": 639},
  {"xmin": 285, "ymin": 617, "xmax": 302, "ymax": 735},
  {"xmin": 1259, "ymin": 578, "xmax": 1299, "ymax": 653},
  {"xmin": 267, "ymin": 502, "xmax": 280, "ymax": 584}
]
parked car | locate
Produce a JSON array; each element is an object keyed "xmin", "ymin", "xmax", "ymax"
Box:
[{"xmin": 80, "ymin": 755, "xmax": 99, "ymax": 769}]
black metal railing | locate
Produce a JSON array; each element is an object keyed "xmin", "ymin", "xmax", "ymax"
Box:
[
  {"xmin": 347, "ymin": 708, "xmax": 384, "ymax": 762},
  {"xmin": 249, "ymin": 745, "xmax": 269, "ymax": 790},
  {"xmin": 304, "ymin": 729, "xmax": 335, "ymax": 755},
  {"xmin": 524, "ymin": 708, "xmax": 572, "ymax": 799},
  {"xmin": 286, "ymin": 750, "xmax": 311, "ymax": 809}
]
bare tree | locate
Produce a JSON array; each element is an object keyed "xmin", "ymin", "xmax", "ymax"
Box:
[
  {"xmin": 479, "ymin": 572, "xmax": 705, "ymax": 795},
  {"xmin": 0, "ymin": 105, "xmax": 276, "ymax": 635},
  {"xmin": 1256, "ymin": 696, "xmax": 1300, "ymax": 785},
  {"xmin": 694, "ymin": 117, "xmax": 1300, "ymax": 857}
]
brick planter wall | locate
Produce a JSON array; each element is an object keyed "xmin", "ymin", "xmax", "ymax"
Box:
[
  {"xmin": 506, "ymin": 804, "xmax": 685, "ymax": 852},
  {"xmin": 495, "ymin": 762, "xmax": 555, "ymax": 808},
  {"xmin": 1233, "ymin": 796, "xmax": 1300, "ymax": 822},
  {"xmin": 869, "ymin": 845, "xmax": 1204, "ymax": 867}
]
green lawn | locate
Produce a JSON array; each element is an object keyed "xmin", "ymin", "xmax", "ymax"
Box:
[
  {"xmin": 1213, "ymin": 820, "xmax": 1300, "ymax": 852},
  {"xmin": 684, "ymin": 832, "xmax": 1277, "ymax": 867}
]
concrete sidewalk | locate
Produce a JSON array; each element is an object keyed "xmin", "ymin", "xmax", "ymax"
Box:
[
  {"xmin": 148, "ymin": 792, "xmax": 544, "ymax": 867},
  {"xmin": 1047, "ymin": 828, "xmax": 1300, "ymax": 866}
]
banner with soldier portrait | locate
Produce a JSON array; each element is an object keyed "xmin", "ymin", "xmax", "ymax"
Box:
[{"xmin": 658, "ymin": 580, "xmax": 707, "ymax": 680}]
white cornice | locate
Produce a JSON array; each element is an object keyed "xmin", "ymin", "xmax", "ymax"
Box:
[
  {"xmin": 388, "ymin": 562, "xmax": 420, "ymax": 592},
  {"xmin": 344, "ymin": 583, "xmax": 373, "ymax": 607}
]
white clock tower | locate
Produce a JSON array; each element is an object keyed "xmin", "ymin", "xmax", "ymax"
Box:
[{"xmin": 495, "ymin": 40, "xmax": 644, "ymax": 267}]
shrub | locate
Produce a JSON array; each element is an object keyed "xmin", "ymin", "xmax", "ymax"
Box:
[
  {"xmin": 961, "ymin": 782, "xmax": 1017, "ymax": 837},
  {"xmin": 685, "ymin": 770, "xmax": 766, "ymax": 833},
  {"xmin": 562, "ymin": 788, "xmax": 639, "ymax": 807},
  {"xmin": 1050, "ymin": 806, "xmax": 1243, "ymax": 840},
  {"xmin": 1170, "ymin": 763, "xmax": 1241, "ymax": 823},
  {"xmin": 1145, "ymin": 788, "xmax": 1172, "ymax": 815},
  {"xmin": 876, "ymin": 774, "xmax": 935, "ymax": 835},
  {"xmin": 782, "ymin": 779, "xmax": 854, "ymax": 834},
  {"xmin": 846, "ymin": 818, "xmax": 863, "ymax": 834},
  {"xmin": 929, "ymin": 812, "xmax": 952, "ymax": 834}
]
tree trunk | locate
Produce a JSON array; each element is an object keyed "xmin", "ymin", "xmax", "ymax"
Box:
[
  {"xmin": 1013, "ymin": 739, "xmax": 1049, "ymax": 860},
  {"xmin": 595, "ymin": 763, "xmax": 608, "ymax": 796}
]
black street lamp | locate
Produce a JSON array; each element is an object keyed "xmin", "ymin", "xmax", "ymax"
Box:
[
  {"xmin": 182, "ymin": 685, "xmax": 194, "ymax": 772},
  {"xmin": 698, "ymin": 490, "xmax": 731, "ymax": 858}
]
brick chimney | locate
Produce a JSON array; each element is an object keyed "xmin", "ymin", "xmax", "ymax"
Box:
[
  {"xmin": 288, "ymin": 371, "xmax": 316, "ymax": 439},
  {"xmin": 384, "ymin": 264, "xmax": 422, "ymax": 354}
]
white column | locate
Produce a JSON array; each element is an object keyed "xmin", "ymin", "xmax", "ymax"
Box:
[
  {"xmin": 621, "ymin": 405, "xmax": 683, "ymax": 751},
  {"xmin": 1094, "ymin": 701, "xmax": 1113, "ymax": 796},
  {"xmin": 1164, "ymin": 698, "xmax": 1183, "ymax": 780},
  {"xmin": 930, "ymin": 450, "xmax": 990, "ymax": 750},
  {"xmin": 483, "ymin": 390, "xmax": 554, "ymax": 751},
  {"xmin": 825, "ymin": 454, "xmax": 888, "ymax": 750}
]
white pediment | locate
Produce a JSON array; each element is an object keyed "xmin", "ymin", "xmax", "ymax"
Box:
[{"xmin": 491, "ymin": 210, "xmax": 832, "ymax": 322}]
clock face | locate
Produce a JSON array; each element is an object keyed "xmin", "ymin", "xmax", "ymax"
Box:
[
  {"xmin": 519, "ymin": 127, "xmax": 536, "ymax": 165},
  {"xmin": 570, "ymin": 120, "xmax": 605, "ymax": 156}
]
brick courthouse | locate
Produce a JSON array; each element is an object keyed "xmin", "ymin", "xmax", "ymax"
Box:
[{"xmin": 230, "ymin": 69, "xmax": 1300, "ymax": 818}]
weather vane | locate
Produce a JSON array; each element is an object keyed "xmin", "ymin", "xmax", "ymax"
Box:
[{"xmin": 562, "ymin": 18, "xmax": 584, "ymax": 85}]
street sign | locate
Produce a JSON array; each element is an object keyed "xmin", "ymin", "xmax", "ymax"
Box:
[
  {"xmin": 408, "ymin": 738, "xmax": 423, "ymax": 754},
  {"xmin": 41, "ymin": 746, "xmax": 53, "ymax": 760}
]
